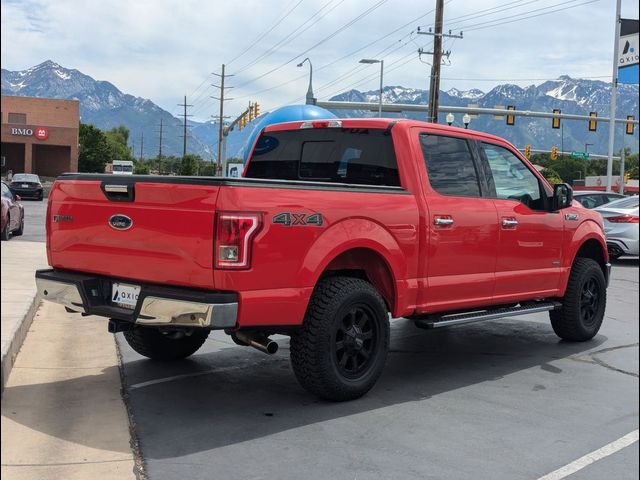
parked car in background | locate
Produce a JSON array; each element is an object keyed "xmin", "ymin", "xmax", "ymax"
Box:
[
  {"xmin": 1, "ymin": 181, "xmax": 25, "ymax": 240},
  {"xmin": 595, "ymin": 196, "xmax": 639, "ymax": 259},
  {"xmin": 9, "ymin": 173, "xmax": 44, "ymax": 200},
  {"xmin": 573, "ymin": 190, "xmax": 626, "ymax": 209}
]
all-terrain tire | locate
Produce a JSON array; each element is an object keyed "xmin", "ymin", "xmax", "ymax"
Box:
[
  {"xmin": 290, "ymin": 276, "xmax": 390, "ymax": 401},
  {"xmin": 550, "ymin": 257, "xmax": 606, "ymax": 341},
  {"xmin": 123, "ymin": 326, "xmax": 209, "ymax": 360}
]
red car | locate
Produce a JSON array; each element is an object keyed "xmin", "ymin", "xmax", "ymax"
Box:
[
  {"xmin": 1, "ymin": 181, "xmax": 24, "ymax": 240},
  {"xmin": 36, "ymin": 119, "xmax": 609, "ymax": 400}
]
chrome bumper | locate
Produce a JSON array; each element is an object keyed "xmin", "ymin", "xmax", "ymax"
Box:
[{"xmin": 35, "ymin": 269, "xmax": 238, "ymax": 329}]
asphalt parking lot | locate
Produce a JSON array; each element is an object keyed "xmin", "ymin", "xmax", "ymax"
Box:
[
  {"xmin": 12, "ymin": 200, "xmax": 639, "ymax": 479},
  {"xmin": 116, "ymin": 261, "xmax": 638, "ymax": 480}
]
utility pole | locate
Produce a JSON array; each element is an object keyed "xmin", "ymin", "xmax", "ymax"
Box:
[
  {"xmin": 418, "ymin": 0, "xmax": 462, "ymax": 123},
  {"xmin": 212, "ymin": 64, "xmax": 234, "ymax": 175},
  {"xmin": 178, "ymin": 95, "xmax": 193, "ymax": 157},
  {"xmin": 605, "ymin": 0, "xmax": 622, "ymax": 192},
  {"xmin": 157, "ymin": 118, "xmax": 163, "ymax": 175},
  {"xmin": 428, "ymin": 0, "xmax": 443, "ymax": 123},
  {"xmin": 139, "ymin": 132, "xmax": 144, "ymax": 162}
]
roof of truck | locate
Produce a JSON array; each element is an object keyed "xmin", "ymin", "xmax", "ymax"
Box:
[{"xmin": 262, "ymin": 117, "xmax": 511, "ymax": 145}]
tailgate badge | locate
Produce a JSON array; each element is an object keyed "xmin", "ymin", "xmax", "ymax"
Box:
[
  {"xmin": 53, "ymin": 215, "xmax": 73, "ymax": 223},
  {"xmin": 109, "ymin": 214, "xmax": 133, "ymax": 231}
]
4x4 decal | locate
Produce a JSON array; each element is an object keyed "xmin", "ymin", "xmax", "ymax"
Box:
[{"xmin": 273, "ymin": 213, "xmax": 323, "ymax": 227}]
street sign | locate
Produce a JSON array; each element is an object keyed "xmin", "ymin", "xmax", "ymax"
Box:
[{"xmin": 571, "ymin": 151, "xmax": 590, "ymax": 159}]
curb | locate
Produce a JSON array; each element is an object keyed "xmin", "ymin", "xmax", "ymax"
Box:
[{"xmin": 1, "ymin": 296, "xmax": 41, "ymax": 393}]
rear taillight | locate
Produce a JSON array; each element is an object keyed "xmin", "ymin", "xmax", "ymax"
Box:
[
  {"xmin": 607, "ymin": 215, "xmax": 639, "ymax": 223},
  {"xmin": 214, "ymin": 212, "xmax": 262, "ymax": 269}
]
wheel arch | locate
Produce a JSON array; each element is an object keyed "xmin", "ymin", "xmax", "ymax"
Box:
[{"xmin": 300, "ymin": 218, "xmax": 407, "ymax": 316}]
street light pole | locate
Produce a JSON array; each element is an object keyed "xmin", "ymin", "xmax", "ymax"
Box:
[
  {"xmin": 297, "ymin": 58, "xmax": 316, "ymax": 105},
  {"xmin": 359, "ymin": 58, "xmax": 384, "ymax": 117}
]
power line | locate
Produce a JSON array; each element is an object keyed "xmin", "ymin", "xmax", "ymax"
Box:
[
  {"xmin": 233, "ymin": 0, "xmax": 341, "ymax": 75},
  {"xmin": 226, "ymin": 0, "xmax": 304, "ymax": 66},
  {"xmin": 233, "ymin": 0, "xmax": 389, "ymax": 90}
]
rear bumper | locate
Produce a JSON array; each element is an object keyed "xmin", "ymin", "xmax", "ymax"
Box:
[
  {"xmin": 11, "ymin": 187, "xmax": 43, "ymax": 198},
  {"xmin": 35, "ymin": 269, "xmax": 238, "ymax": 329}
]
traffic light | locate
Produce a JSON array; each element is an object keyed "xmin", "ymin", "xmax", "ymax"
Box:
[
  {"xmin": 588, "ymin": 111, "xmax": 597, "ymax": 132},
  {"xmin": 248, "ymin": 102, "xmax": 254, "ymax": 122},
  {"xmin": 552, "ymin": 109, "xmax": 561, "ymax": 129},
  {"xmin": 254, "ymin": 102, "xmax": 260, "ymax": 118},
  {"xmin": 624, "ymin": 172, "xmax": 630, "ymax": 183},
  {"xmin": 506, "ymin": 105, "xmax": 516, "ymax": 126},
  {"xmin": 626, "ymin": 115, "xmax": 635, "ymax": 135},
  {"xmin": 550, "ymin": 146, "xmax": 558, "ymax": 160},
  {"xmin": 524, "ymin": 144, "xmax": 531, "ymax": 159}
]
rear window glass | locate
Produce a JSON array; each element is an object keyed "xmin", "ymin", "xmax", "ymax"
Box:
[{"xmin": 244, "ymin": 128, "xmax": 400, "ymax": 186}]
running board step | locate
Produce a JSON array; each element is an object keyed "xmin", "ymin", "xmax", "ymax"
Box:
[{"xmin": 414, "ymin": 302, "xmax": 562, "ymax": 329}]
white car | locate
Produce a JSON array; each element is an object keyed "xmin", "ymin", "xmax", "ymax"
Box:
[{"xmin": 595, "ymin": 196, "xmax": 639, "ymax": 259}]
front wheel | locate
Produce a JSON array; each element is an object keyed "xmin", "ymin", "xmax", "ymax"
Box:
[
  {"xmin": 290, "ymin": 276, "xmax": 390, "ymax": 401},
  {"xmin": 123, "ymin": 326, "xmax": 209, "ymax": 360},
  {"xmin": 550, "ymin": 258, "xmax": 606, "ymax": 341}
]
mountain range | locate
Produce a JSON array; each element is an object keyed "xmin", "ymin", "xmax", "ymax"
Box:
[{"xmin": 2, "ymin": 61, "xmax": 638, "ymax": 159}]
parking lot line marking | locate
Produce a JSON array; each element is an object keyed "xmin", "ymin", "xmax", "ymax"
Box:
[
  {"xmin": 536, "ymin": 429, "xmax": 639, "ymax": 480},
  {"xmin": 127, "ymin": 364, "xmax": 263, "ymax": 390}
]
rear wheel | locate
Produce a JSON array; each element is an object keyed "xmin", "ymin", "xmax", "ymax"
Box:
[
  {"xmin": 123, "ymin": 326, "xmax": 209, "ymax": 360},
  {"xmin": 13, "ymin": 216, "xmax": 24, "ymax": 236},
  {"xmin": 1, "ymin": 215, "xmax": 11, "ymax": 241},
  {"xmin": 290, "ymin": 276, "xmax": 390, "ymax": 401},
  {"xmin": 550, "ymin": 258, "xmax": 606, "ymax": 341}
]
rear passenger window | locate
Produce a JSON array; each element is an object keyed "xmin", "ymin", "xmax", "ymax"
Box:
[{"xmin": 419, "ymin": 134, "xmax": 481, "ymax": 197}]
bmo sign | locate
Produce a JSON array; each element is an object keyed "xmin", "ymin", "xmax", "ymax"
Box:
[{"xmin": 10, "ymin": 126, "xmax": 49, "ymax": 140}]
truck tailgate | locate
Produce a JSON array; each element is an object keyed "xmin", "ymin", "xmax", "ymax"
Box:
[{"xmin": 47, "ymin": 178, "xmax": 221, "ymax": 289}]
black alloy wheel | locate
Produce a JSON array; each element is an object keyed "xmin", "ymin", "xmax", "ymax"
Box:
[
  {"xmin": 579, "ymin": 277, "xmax": 601, "ymax": 327},
  {"xmin": 333, "ymin": 305, "xmax": 378, "ymax": 379}
]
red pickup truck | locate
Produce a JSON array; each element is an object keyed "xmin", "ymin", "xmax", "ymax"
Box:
[{"xmin": 36, "ymin": 118, "xmax": 610, "ymax": 401}]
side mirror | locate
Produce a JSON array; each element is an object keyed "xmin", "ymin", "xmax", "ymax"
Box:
[
  {"xmin": 551, "ymin": 183, "xmax": 573, "ymax": 211},
  {"xmin": 15, "ymin": 195, "xmax": 21, "ymax": 202}
]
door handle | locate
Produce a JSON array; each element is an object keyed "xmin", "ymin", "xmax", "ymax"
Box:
[
  {"xmin": 434, "ymin": 216, "xmax": 454, "ymax": 226},
  {"xmin": 501, "ymin": 218, "xmax": 519, "ymax": 228}
]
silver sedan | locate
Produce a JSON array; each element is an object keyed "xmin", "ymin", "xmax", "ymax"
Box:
[{"xmin": 595, "ymin": 196, "xmax": 639, "ymax": 259}]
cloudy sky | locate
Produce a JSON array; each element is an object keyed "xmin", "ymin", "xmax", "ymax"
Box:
[{"xmin": 1, "ymin": 0, "xmax": 638, "ymax": 121}]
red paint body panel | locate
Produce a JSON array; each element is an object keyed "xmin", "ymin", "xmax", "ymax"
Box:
[{"xmin": 45, "ymin": 119, "xmax": 608, "ymax": 328}]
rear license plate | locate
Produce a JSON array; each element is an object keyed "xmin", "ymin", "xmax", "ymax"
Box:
[{"xmin": 112, "ymin": 282, "xmax": 141, "ymax": 309}]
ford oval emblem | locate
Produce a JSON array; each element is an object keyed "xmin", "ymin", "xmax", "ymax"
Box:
[{"xmin": 108, "ymin": 214, "xmax": 133, "ymax": 231}]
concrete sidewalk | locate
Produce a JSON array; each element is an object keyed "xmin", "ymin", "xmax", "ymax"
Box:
[
  {"xmin": 1, "ymin": 241, "xmax": 48, "ymax": 390},
  {"xmin": 1, "ymin": 302, "xmax": 138, "ymax": 480}
]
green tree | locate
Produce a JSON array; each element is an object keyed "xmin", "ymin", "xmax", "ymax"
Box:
[
  {"xmin": 104, "ymin": 125, "xmax": 134, "ymax": 162},
  {"xmin": 179, "ymin": 154, "xmax": 200, "ymax": 175},
  {"xmin": 134, "ymin": 162, "xmax": 149, "ymax": 174},
  {"xmin": 78, "ymin": 123, "xmax": 110, "ymax": 173},
  {"xmin": 540, "ymin": 167, "xmax": 563, "ymax": 185}
]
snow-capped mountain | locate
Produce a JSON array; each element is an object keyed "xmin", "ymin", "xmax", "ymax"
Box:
[
  {"xmin": 1, "ymin": 60, "xmax": 213, "ymax": 159},
  {"xmin": 329, "ymin": 77, "xmax": 639, "ymax": 154},
  {"xmin": 447, "ymin": 87, "xmax": 485, "ymax": 100},
  {"xmin": 2, "ymin": 61, "xmax": 638, "ymax": 159}
]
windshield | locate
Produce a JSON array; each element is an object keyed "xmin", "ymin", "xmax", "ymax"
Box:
[{"xmin": 12, "ymin": 174, "xmax": 40, "ymax": 183}]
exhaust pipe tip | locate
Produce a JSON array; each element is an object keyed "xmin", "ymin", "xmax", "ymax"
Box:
[{"xmin": 234, "ymin": 331, "xmax": 278, "ymax": 355}]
